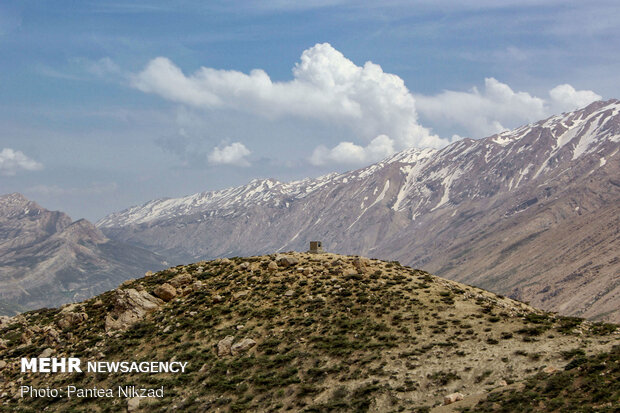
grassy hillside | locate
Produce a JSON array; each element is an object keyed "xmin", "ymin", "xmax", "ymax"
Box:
[{"xmin": 0, "ymin": 253, "xmax": 617, "ymax": 412}]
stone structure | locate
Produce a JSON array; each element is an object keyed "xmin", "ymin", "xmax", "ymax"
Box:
[{"xmin": 308, "ymin": 241, "xmax": 325, "ymax": 253}]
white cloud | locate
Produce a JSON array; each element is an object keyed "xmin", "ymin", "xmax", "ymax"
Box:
[
  {"xmin": 310, "ymin": 134, "xmax": 394, "ymax": 166},
  {"xmin": 0, "ymin": 148, "xmax": 43, "ymax": 176},
  {"xmin": 415, "ymin": 78, "xmax": 601, "ymax": 138},
  {"xmin": 548, "ymin": 84, "xmax": 602, "ymax": 113},
  {"xmin": 132, "ymin": 43, "xmax": 449, "ymax": 166},
  {"xmin": 207, "ymin": 142, "xmax": 251, "ymax": 167}
]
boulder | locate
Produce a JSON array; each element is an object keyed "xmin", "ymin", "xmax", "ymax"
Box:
[
  {"xmin": 278, "ymin": 256, "xmax": 300, "ymax": 268},
  {"xmin": 231, "ymin": 338, "xmax": 257, "ymax": 356},
  {"xmin": 144, "ymin": 270, "xmax": 154, "ymax": 277},
  {"xmin": 303, "ymin": 268, "xmax": 313, "ymax": 276},
  {"xmin": 342, "ymin": 268, "xmax": 358, "ymax": 276},
  {"xmin": 57, "ymin": 312, "xmax": 88, "ymax": 330},
  {"xmin": 43, "ymin": 327, "xmax": 60, "ymax": 346},
  {"xmin": 39, "ymin": 348, "xmax": 54, "ymax": 358},
  {"xmin": 0, "ymin": 360, "xmax": 6, "ymax": 370},
  {"xmin": 443, "ymin": 392, "xmax": 464, "ymax": 405},
  {"xmin": 0, "ymin": 339, "xmax": 7, "ymax": 350},
  {"xmin": 127, "ymin": 397, "xmax": 141, "ymax": 412},
  {"xmin": 212, "ymin": 294, "xmax": 224, "ymax": 303},
  {"xmin": 284, "ymin": 289, "xmax": 295, "ymax": 297},
  {"xmin": 153, "ymin": 283, "xmax": 177, "ymax": 302},
  {"xmin": 267, "ymin": 261, "xmax": 279, "ymax": 272},
  {"xmin": 239, "ymin": 262, "xmax": 250, "ymax": 270},
  {"xmin": 217, "ymin": 336, "xmax": 235, "ymax": 357},
  {"xmin": 543, "ymin": 366, "xmax": 558, "ymax": 374},
  {"xmin": 105, "ymin": 289, "xmax": 163, "ymax": 332},
  {"xmin": 170, "ymin": 274, "xmax": 192, "ymax": 288}
]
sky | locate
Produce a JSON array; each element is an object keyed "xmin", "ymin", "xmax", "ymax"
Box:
[{"xmin": 1, "ymin": 0, "xmax": 619, "ymax": 221}]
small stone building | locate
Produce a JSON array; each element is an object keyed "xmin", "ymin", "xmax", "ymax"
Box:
[{"xmin": 308, "ymin": 241, "xmax": 325, "ymax": 253}]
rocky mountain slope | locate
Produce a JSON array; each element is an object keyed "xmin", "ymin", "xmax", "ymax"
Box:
[
  {"xmin": 0, "ymin": 253, "xmax": 617, "ymax": 412},
  {"xmin": 0, "ymin": 193, "xmax": 167, "ymax": 315},
  {"xmin": 98, "ymin": 100, "xmax": 620, "ymax": 322}
]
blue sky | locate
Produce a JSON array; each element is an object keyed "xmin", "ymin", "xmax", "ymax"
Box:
[{"xmin": 1, "ymin": 0, "xmax": 619, "ymax": 220}]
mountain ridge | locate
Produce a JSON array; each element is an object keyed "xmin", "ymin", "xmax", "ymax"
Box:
[
  {"xmin": 97, "ymin": 100, "xmax": 620, "ymax": 322},
  {"xmin": 0, "ymin": 193, "xmax": 167, "ymax": 315}
]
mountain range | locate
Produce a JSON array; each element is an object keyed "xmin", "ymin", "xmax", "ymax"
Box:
[
  {"xmin": 97, "ymin": 100, "xmax": 620, "ymax": 322},
  {"xmin": 0, "ymin": 193, "xmax": 167, "ymax": 315}
]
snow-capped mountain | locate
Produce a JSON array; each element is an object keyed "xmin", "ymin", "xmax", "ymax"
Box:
[{"xmin": 98, "ymin": 100, "xmax": 620, "ymax": 321}]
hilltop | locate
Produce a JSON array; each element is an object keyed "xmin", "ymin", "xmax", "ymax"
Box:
[{"xmin": 0, "ymin": 252, "xmax": 617, "ymax": 412}]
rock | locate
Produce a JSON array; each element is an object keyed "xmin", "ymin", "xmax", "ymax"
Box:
[
  {"xmin": 57, "ymin": 312, "xmax": 88, "ymax": 330},
  {"xmin": 443, "ymin": 392, "xmax": 464, "ymax": 405},
  {"xmin": 342, "ymin": 268, "xmax": 358, "ymax": 276},
  {"xmin": 0, "ymin": 339, "xmax": 7, "ymax": 349},
  {"xmin": 267, "ymin": 261, "xmax": 279, "ymax": 272},
  {"xmin": 153, "ymin": 283, "xmax": 177, "ymax": 302},
  {"xmin": 284, "ymin": 289, "xmax": 295, "ymax": 297},
  {"xmin": 239, "ymin": 262, "xmax": 250, "ymax": 270},
  {"xmin": 233, "ymin": 290, "xmax": 250, "ymax": 300},
  {"xmin": 39, "ymin": 348, "xmax": 54, "ymax": 358},
  {"xmin": 43, "ymin": 327, "xmax": 60, "ymax": 346},
  {"xmin": 144, "ymin": 270, "xmax": 154, "ymax": 277},
  {"xmin": 498, "ymin": 379, "xmax": 508, "ymax": 386},
  {"xmin": 104, "ymin": 289, "xmax": 163, "ymax": 332},
  {"xmin": 303, "ymin": 268, "xmax": 313, "ymax": 276},
  {"xmin": 0, "ymin": 316, "xmax": 10, "ymax": 327},
  {"xmin": 0, "ymin": 360, "xmax": 6, "ymax": 370},
  {"xmin": 278, "ymin": 256, "xmax": 300, "ymax": 268},
  {"xmin": 217, "ymin": 336, "xmax": 235, "ymax": 357},
  {"xmin": 231, "ymin": 338, "xmax": 257, "ymax": 356},
  {"xmin": 236, "ymin": 325, "xmax": 245, "ymax": 330},
  {"xmin": 192, "ymin": 281, "xmax": 203, "ymax": 291},
  {"xmin": 127, "ymin": 397, "xmax": 141, "ymax": 411},
  {"xmin": 352, "ymin": 257, "xmax": 370, "ymax": 272},
  {"xmin": 543, "ymin": 366, "xmax": 558, "ymax": 374},
  {"xmin": 170, "ymin": 274, "xmax": 192, "ymax": 288},
  {"xmin": 212, "ymin": 294, "xmax": 224, "ymax": 303}
]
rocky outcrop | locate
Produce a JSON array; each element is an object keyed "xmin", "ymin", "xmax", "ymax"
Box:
[
  {"xmin": 104, "ymin": 289, "xmax": 163, "ymax": 332},
  {"xmin": 444, "ymin": 392, "xmax": 464, "ymax": 405},
  {"xmin": 153, "ymin": 283, "xmax": 177, "ymax": 302},
  {"xmin": 56, "ymin": 312, "xmax": 88, "ymax": 330},
  {"xmin": 231, "ymin": 338, "xmax": 257, "ymax": 356},
  {"xmin": 217, "ymin": 336, "xmax": 235, "ymax": 357}
]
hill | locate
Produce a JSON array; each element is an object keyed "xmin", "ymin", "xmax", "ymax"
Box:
[
  {"xmin": 0, "ymin": 193, "xmax": 167, "ymax": 315},
  {"xmin": 97, "ymin": 100, "xmax": 620, "ymax": 322},
  {"xmin": 1, "ymin": 252, "xmax": 617, "ymax": 412}
]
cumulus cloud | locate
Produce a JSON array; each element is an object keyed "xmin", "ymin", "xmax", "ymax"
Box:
[
  {"xmin": 207, "ymin": 142, "xmax": 251, "ymax": 167},
  {"xmin": 548, "ymin": 84, "xmax": 602, "ymax": 113},
  {"xmin": 310, "ymin": 134, "xmax": 395, "ymax": 166},
  {"xmin": 132, "ymin": 43, "xmax": 448, "ymax": 166},
  {"xmin": 0, "ymin": 148, "xmax": 43, "ymax": 176},
  {"xmin": 415, "ymin": 78, "xmax": 601, "ymax": 138}
]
